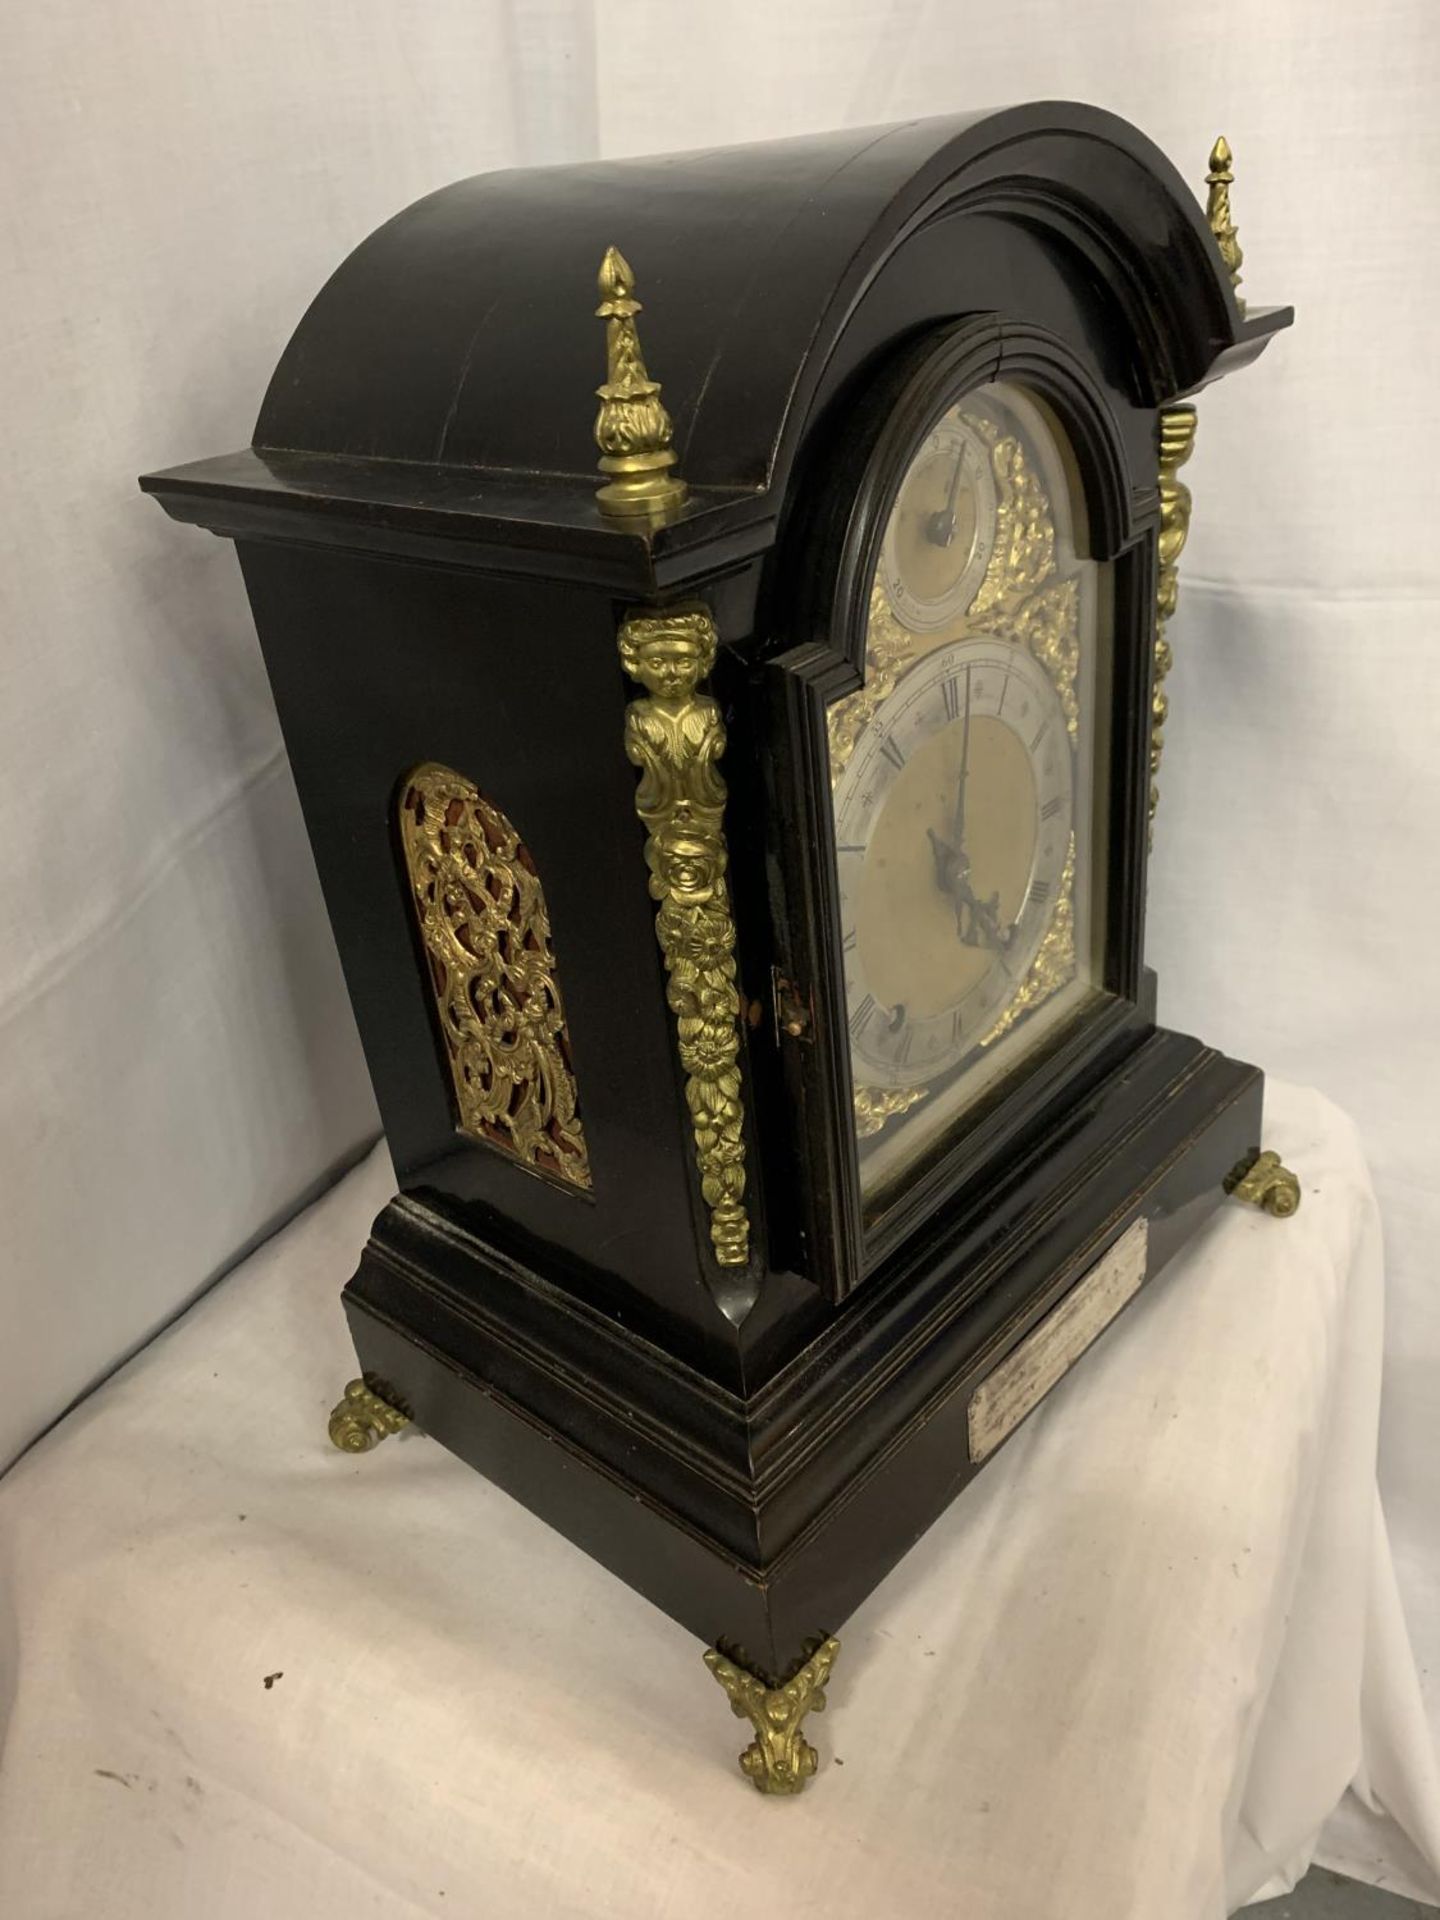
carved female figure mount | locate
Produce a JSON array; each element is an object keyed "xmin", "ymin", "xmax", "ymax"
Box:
[{"xmin": 617, "ymin": 606, "xmax": 750, "ymax": 1267}]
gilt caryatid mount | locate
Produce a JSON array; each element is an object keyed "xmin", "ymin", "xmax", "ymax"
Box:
[
  {"xmin": 1149, "ymin": 404, "xmax": 1198, "ymax": 836},
  {"xmin": 616, "ymin": 605, "xmax": 751, "ymax": 1269},
  {"xmin": 592, "ymin": 247, "xmax": 751, "ymax": 1269},
  {"xmin": 1149, "ymin": 136, "xmax": 1248, "ymax": 838}
]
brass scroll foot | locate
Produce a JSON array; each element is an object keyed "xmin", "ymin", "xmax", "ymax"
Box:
[
  {"xmin": 1226, "ymin": 1150, "xmax": 1302, "ymax": 1218},
  {"xmin": 327, "ymin": 1379, "xmax": 412, "ymax": 1453},
  {"xmin": 703, "ymin": 1638, "xmax": 840, "ymax": 1794}
]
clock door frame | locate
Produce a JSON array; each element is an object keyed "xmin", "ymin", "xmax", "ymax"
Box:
[{"xmin": 761, "ymin": 317, "xmax": 1158, "ymax": 1303}]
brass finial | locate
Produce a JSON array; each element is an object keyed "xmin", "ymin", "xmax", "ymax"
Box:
[
  {"xmin": 593, "ymin": 246, "xmax": 687, "ymax": 521},
  {"xmin": 1205, "ymin": 135, "xmax": 1245, "ymax": 312}
]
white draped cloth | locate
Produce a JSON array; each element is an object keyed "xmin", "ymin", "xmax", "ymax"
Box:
[{"xmin": 1, "ymin": 1080, "xmax": 1436, "ymax": 1918}]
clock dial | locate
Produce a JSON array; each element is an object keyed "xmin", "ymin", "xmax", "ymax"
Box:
[
  {"xmin": 879, "ymin": 415, "xmax": 997, "ymax": 630},
  {"xmin": 829, "ymin": 381, "xmax": 1110, "ymax": 1201},
  {"xmin": 836, "ymin": 638, "xmax": 1072, "ymax": 1089}
]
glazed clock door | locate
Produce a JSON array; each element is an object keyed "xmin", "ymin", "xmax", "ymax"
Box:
[
  {"xmin": 766, "ymin": 325, "xmax": 1147, "ymax": 1302},
  {"xmin": 831, "ymin": 380, "xmax": 1109, "ymax": 1199}
]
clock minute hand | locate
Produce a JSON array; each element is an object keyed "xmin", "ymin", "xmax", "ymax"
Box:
[
  {"xmin": 951, "ymin": 664, "xmax": 972, "ymax": 855},
  {"xmin": 941, "ymin": 667, "xmax": 1012, "ymax": 955},
  {"xmin": 930, "ymin": 667, "xmax": 973, "ymax": 904}
]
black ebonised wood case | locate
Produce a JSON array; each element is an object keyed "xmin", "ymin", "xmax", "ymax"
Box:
[{"xmin": 143, "ymin": 105, "xmax": 1291, "ymax": 1687}]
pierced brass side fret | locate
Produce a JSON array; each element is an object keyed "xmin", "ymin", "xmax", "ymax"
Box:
[{"xmin": 398, "ymin": 764, "xmax": 591, "ymax": 1191}]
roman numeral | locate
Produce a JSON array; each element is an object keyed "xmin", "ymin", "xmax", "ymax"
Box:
[
  {"xmin": 849, "ymin": 994, "xmax": 876, "ymax": 1039},
  {"xmin": 841, "ymin": 927, "xmax": 857, "ymax": 953},
  {"xmin": 951, "ymin": 1008, "xmax": 964, "ymax": 1046},
  {"xmin": 1030, "ymin": 721, "xmax": 1049, "ymax": 753},
  {"xmin": 1028, "ymin": 878, "xmax": 1052, "ymax": 908},
  {"xmin": 878, "ymin": 735, "xmax": 906, "ymax": 772},
  {"xmin": 942, "ymin": 674, "xmax": 961, "ymax": 722},
  {"xmin": 1040, "ymin": 796, "xmax": 1063, "ymax": 822},
  {"xmin": 837, "ymin": 843, "xmax": 865, "ymax": 856}
]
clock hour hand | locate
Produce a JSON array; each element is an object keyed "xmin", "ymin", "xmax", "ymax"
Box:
[
  {"xmin": 943, "ymin": 861, "xmax": 1006, "ymax": 952},
  {"xmin": 927, "ymin": 823, "xmax": 955, "ymax": 890},
  {"xmin": 930, "ymin": 832, "xmax": 1004, "ymax": 954},
  {"xmin": 960, "ymin": 884, "xmax": 1009, "ymax": 954}
]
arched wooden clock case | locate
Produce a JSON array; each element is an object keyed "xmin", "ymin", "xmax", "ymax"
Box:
[{"xmin": 143, "ymin": 105, "xmax": 1297, "ymax": 1792}]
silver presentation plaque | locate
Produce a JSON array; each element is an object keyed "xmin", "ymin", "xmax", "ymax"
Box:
[{"xmin": 967, "ymin": 1216, "xmax": 1150, "ymax": 1464}]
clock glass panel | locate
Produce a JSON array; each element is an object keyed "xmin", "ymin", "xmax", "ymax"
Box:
[{"xmin": 829, "ymin": 381, "xmax": 1113, "ymax": 1202}]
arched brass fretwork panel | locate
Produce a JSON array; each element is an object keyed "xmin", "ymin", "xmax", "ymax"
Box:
[{"xmin": 398, "ymin": 764, "xmax": 591, "ymax": 1191}]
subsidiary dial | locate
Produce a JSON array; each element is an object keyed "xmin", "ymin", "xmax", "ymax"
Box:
[{"xmin": 879, "ymin": 413, "xmax": 997, "ymax": 632}]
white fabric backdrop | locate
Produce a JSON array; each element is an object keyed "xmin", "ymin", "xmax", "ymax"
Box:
[
  {"xmin": 3, "ymin": 0, "xmax": 1437, "ymax": 1894},
  {"xmin": 1, "ymin": 1085, "xmax": 1436, "ymax": 1919}
]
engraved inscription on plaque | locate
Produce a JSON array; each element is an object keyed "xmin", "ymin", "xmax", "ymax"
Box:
[{"xmin": 967, "ymin": 1217, "xmax": 1150, "ymax": 1463}]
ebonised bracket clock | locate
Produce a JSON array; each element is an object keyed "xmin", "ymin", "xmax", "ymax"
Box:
[{"xmin": 142, "ymin": 107, "xmax": 1300, "ymax": 1795}]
